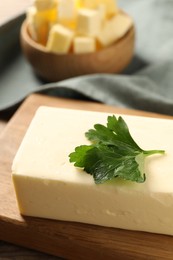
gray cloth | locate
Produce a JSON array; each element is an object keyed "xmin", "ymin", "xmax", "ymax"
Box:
[
  {"xmin": 1, "ymin": 0, "xmax": 173, "ymax": 115},
  {"xmin": 47, "ymin": 0, "xmax": 173, "ymax": 116}
]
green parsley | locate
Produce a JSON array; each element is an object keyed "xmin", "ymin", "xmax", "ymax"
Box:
[{"xmin": 69, "ymin": 115, "xmax": 165, "ymax": 184}]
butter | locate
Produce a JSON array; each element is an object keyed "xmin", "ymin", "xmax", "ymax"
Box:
[
  {"xmin": 27, "ymin": 4, "xmax": 57, "ymax": 45},
  {"xmin": 27, "ymin": 7, "xmax": 38, "ymax": 42},
  {"xmin": 34, "ymin": 0, "xmax": 57, "ymax": 11},
  {"xmin": 80, "ymin": 0, "xmax": 118, "ymax": 18},
  {"xmin": 12, "ymin": 107, "xmax": 173, "ymax": 236},
  {"xmin": 46, "ymin": 24, "xmax": 74, "ymax": 53},
  {"xmin": 97, "ymin": 13, "xmax": 133, "ymax": 47},
  {"xmin": 76, "ymin": 8, "xmax": 102, "ymax": 37},
  {"xmin": 26, "ymin": 0, "xmax": 133, "ymax": 54},
  {"xmin": 73, "ymin": 36, "xmax": 96, "ymax": 53},
  {"xmin": 58, "ymin": 0, "xmax": 78, "ymax": 29},
  {"xmin": 100, "ymin": 0, "xmax": 118, "ymax": 17},
  {"xmin": 97, "ymin": 4, "xmax": 107, "ymax": 25}
]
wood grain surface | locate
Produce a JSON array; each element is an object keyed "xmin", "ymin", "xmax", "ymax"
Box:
[{"xmin": 1, "ymin": 93, "xmax": 173, "ymax": 260}]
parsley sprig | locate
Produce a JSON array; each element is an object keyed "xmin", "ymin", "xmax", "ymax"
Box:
[{"xmin": 69, "ymin": 115, "xmax": 165, "ymax": 184}]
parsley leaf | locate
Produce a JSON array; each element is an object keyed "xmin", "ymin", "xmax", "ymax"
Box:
[{"xmin": 69, "ymin": 115, "xmax": 165, "ymax": 184}]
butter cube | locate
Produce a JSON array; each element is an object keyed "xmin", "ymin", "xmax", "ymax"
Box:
[
  {"xmin": 80, "ymin": 0, "xmax": 118, "ymax": 17},
  {"xmin": 12, "ymin": 107, "xmax": 173, "ymax": 236},
  {"xmin": 58, "ymin": 0, "xmax": 78, "ymax": 29},
  {"xmin": 73, "ymin": 36, "xmax": 96, "ymax": 53},
  {"xmin": 46, "ymin": 24, "xmax": 74, "ymax": 53},
  {"xmin": 97, "ymin": 4, "xmax": 107, "ymax": 25},
  {"xmin": 34, "ymin": 0, "xmax": 57, "ymax": 11},
  {"xmin": 27, "ymin": 6, "xmax": 49, "ymax": 44},
  {"xmin": 100, "ymin": 0, "xmax": 118, "ymax": 17},
  {"xmin": 58, "ymin": 0, "xmax": 77, "ymax": 20},
  {"xmin": 34, "ymin": 0, "xmax": 58, "ymax": 24},
  {"xmin": 27, "ymin": 7, "xmax": 38, "ymax": 42},
  {"xmin": 76, "ymin": 8, "xmax": 102, "ymax": 37},
  {"xmin": 79, "ymin": 0, "xmax": 97, "ymax": 9},
  {"xmin": 97, "ymin": 13, "xmax": 133, "ymax": 47}
]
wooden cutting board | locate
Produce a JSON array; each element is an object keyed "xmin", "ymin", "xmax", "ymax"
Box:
[{"xmin": 1, "ymin": 93, "xmax": 173, "ymax": 260}]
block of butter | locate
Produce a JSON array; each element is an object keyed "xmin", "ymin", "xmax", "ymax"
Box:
[
  {"xmin": 12, "ymin": 106, "xmax": 173, "ymax": 235},
  {"xmin": 76, "ymin": 8, "xmax": 102, "ymax": 37},
  {"xmin": 27, "ymin": 5, "xmax": 57, "ymax": 45},
  {"xmin": 27, "ymin": 6, "xmax": 49, "ymax": 44},
  {"xmin": 97, "ymin": 12, "xmax": 133, "ymax": 47},
  {"xmin": 73, "ymin": 36, "xmax": 96, "ymax": 53},
  {"xmin": 80, "ymin": 0, "xmax": 118, "ymax": 17},
  {"xmin": 34, "ymin": 0, "xmax": 57, "ymax": 11},
  {"xmin": 46, "ymin": 24, "xmax": 74, "ymax": 53},
  {"xmin": 58, "ymin": 0, "xmax": 78, "ymax": 29}
]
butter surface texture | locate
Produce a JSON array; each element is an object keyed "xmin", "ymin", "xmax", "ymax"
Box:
[
  {"xmin": 58, "ymin": 0, "xmax": 78, "ymax": 29},
  {"xmin": 73, "ymin": 36, "xmax": 96, "ymax": 53},
  {"xmin": 27, "ymin": 5, "xmax": 57, "ymax": 44},
  {"xmin": 76, "ymin": 8, "xmax": 102, "ymax": 36},
  {"xmin": 80, "ymin": 0, "xmax": 118, "ymax": 17},
  {"xmin": 34, "ymin": 0, "xmax": 57, "ymax": 11},
  {"xmin": 46, "ymin": 24, "xmax": 74, "ymax": 53},
  {"xmin": 97, "ymin": 13, "xmax": 133, "ymax": 46},
  {"xmin": 12, "ymin": 107, "xmax": 173, "ymax": 235}
]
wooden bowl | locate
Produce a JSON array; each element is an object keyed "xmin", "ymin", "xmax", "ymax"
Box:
[{"xmin": 20, "ymin": 18, "xmax": 135, "ymax": 82}]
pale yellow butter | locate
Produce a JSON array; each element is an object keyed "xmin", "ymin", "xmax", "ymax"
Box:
[
  {"xmin": 73, "ymin": 36, "xmax": 96, "ymax": 53},
  {"xmin": 101, "ymin": 0, "xmax": 118, "ymax": 17},
  {"xmin": 12, "ymin": 106, "xmax": 173, "ymax": 236},
  {"xmin": 34, "ymin": 0, "xmax": 57, "ymax": 11},
  {"xmin": 80, "ymin": 0, "xmax": 118, "ymax": 17},
  {"xmin": 76, "ymin": 8, "xmax": 102, "ymax": 37},
  {"xmin": 97, "ymin": 13, "xmax": 133, "ymax": 47},
  {"xmin": 27, "ymin": 4, "xmax": 57, "ymax": 44},
  {"xmin": 46, "ymin": 24, "xmax": 74, "ymax": 53},
  {"xmin": 97, "ymin": 4, "xmax": 107, "ymax": 25},
  {"xmin": 58, "ymin": 0, "xmax": 78, "ymax": 29},
  {"xmin": 27, "ymin": 7, "xmax": 38, "ymax": 42}
]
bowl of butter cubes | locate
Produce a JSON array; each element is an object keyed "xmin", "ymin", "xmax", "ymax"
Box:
[{"xmin": 20, "ymin": 0, "xmax": 135, "ymax": 82}]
